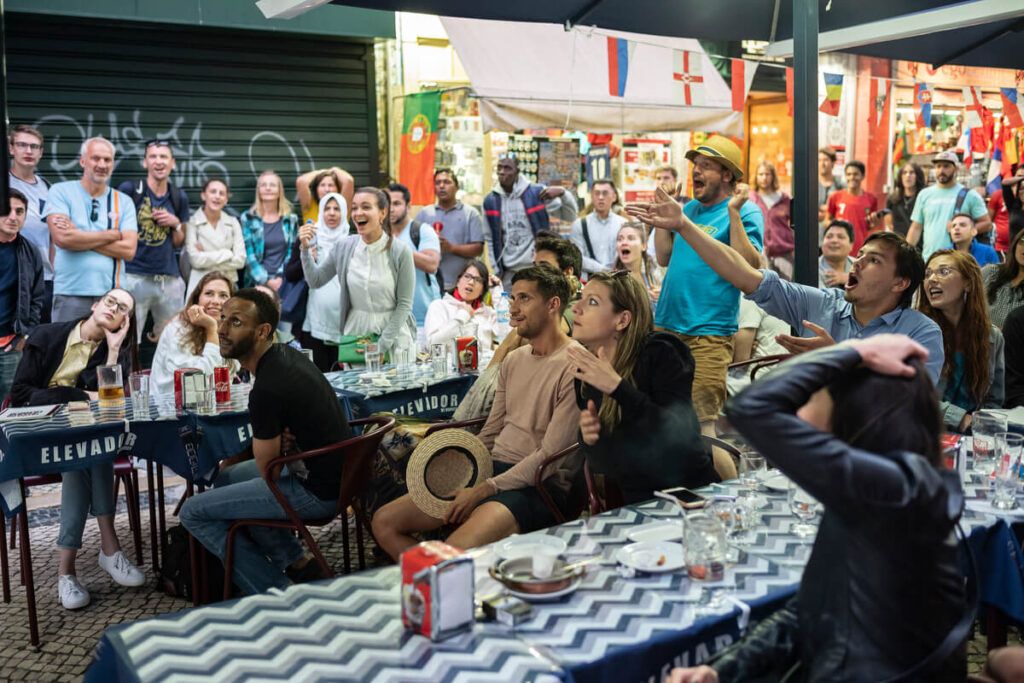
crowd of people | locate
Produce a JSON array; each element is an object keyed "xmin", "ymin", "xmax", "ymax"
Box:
[{"xmin": 4, "ymin": 121, "xmax": 1024, "ymax": 679}]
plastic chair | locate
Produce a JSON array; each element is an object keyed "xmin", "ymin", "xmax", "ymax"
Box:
[{"xmin": 221, "ymin": 415, "xmax": 396, "ymax": 600}]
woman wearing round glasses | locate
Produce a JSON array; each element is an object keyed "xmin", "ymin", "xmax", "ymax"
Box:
[
  {"xmin": 917, "ymin": 249, "xmax": 1004, "ymax": 433},
  {"xmin": 424, "ymin": 259, "xmax": 499, "ymax": 349}
]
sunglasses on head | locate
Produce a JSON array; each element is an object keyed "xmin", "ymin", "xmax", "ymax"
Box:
[
  {"xmin": 90, "ymin": 198, "xmax": 99, "ymax": 223},
  {"xmin": 145, "ymin": 139, "xmax": 171, "ymax": 150}
]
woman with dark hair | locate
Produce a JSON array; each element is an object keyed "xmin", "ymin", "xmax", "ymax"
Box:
[
  {"xmin": 9, "ymin": 288, "xmax": 146, "ymax": 609},
  {"xmin": 300, "ymin": 186, "xmax": 416, "ymax": 359},
  {"xmin": 984, "ymin": 227, "xmax": 1024, "ymax": 328},
  {"xmin": 669, "ymin": 335, "xmax": 967, "ymax": 683},
  {"xmin": 918, "ymin": 249, "xmax": 1004, "ymax": 432},
  {"xmin": 424, "ymin": 259, "xmax": 499, "ymax": 349},
  {"xmin": 570, "ymin": 271, "xmax": 716, "ymax": 506},
  {"xmin": 886, "ymin": 162, "xmax": 926, "ymax": 237},
  {"xmin": 184, "ymin": 177, "xmax": 245, "ymax": 299},
  {"xmin": 295, "ymin": 167, "xmax": 354, "ymax": 224},
  {"xmin": 150, "ymin": 271, "xmax": 237, "ymax": 395},
  {"xmin": 613, "ymin": 222, "xmax": 663, "ymax": 305},
  {"xmin": 749, "ymin": 161, "xmax": 794, "ymax": 279}
]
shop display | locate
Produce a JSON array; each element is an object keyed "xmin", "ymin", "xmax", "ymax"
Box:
[{"xmin": 622, "ymin": 138, "xmax": 671, "ymax": 203}]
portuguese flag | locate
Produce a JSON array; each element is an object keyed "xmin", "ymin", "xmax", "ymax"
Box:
[{"xmin": 399, "ymin": 91, "xmax": 441, "ymax": 205}]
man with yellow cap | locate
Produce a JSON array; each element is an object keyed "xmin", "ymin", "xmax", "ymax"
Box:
[{"xmin": 646, "ymin": 136, "xmax": 763, "ymax": 474}]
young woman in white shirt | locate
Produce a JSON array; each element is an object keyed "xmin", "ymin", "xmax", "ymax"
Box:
[
  {"xmin": 150, "ymin": 271, "xmax": 236, "ymax": 395},
  {"xmin": 424, "ymin": 259, "xmax": 499, "ymax": 349},
  {"xmin": 184, "ymin": 178, "xmax": 246, "ymax": 299}
]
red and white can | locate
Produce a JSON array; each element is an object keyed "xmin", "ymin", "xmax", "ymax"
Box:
[
  {"xmin": 214, "ymin": 365, "xmax": 231, "ymax": 404},
  {"xmin": 173, "ymin": 367, "xmax": 201, "ymax": 411},
  {"xmin": 455, "ymin": 336, "xmax": 478, "ymax": 371}
]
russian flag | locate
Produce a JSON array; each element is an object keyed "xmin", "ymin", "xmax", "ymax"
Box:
[
  {"xmin": 1001, "ymin": 88, "xmax": 1024, "ymax": 129},
  {"xmin": 606, "ymin": 37, "xmax": 631, "ymax": 97}
]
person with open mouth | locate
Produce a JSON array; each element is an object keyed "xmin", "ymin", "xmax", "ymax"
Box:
[
  {"xmin": 612, "ymin": 222, "xmax": 662, "ymax": 307},
  {"xmin": 916, "ymin": 249, "xmax": 1004, "ymax": 433}
]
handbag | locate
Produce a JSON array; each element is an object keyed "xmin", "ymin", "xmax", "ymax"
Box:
[
  {"xmin": 337, "ymin": 334, "xmax": 388, "ymax": 365},
  {"xmin": 278, "ymin": 278, "xmax": 309, "ymax": 324}
]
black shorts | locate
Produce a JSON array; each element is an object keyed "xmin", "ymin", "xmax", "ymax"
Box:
[{"xmin": 480, "ymin": 461, "xmax": 568, "ymax": 533}]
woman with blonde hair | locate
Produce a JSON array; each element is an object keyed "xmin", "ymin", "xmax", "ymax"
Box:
[
  {"xmin": 569, "ymin": 270, "xmax": 716, "ymax": 506},
  {"xmin": 749, "ymin": 161, "xmax": 793, "ymax": 279},
  {"xmin": 918, "ymin": 249, "xmax": 1004, "ymax": 432},
  {"xmin": 184, "ymin": 177, "xmax": 245, "ymax": 299},
  {"xmin": 241, "ymin": 170, "xmax": 299, "ymax": 290},
  {"xmin": 150, "ymin": 271, "xmax": 237, "ymax": 395},
  {"xmin": 612, "ymin": 222, "xmax": 663, "ymax": 305}
]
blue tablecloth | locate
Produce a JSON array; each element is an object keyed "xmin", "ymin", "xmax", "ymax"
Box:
[{"xmin": 325, "ymin": 368, "xmax": 475, "ymax": 420}]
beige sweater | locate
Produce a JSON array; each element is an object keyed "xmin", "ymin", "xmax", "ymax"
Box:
[{"xmin": 480, "ymin": 339, "xmax": 581, "ymax": 492}]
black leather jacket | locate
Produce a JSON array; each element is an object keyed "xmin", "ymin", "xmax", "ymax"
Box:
[{"xmin": 718, "ymin": 346, "xmax": 966, "ymax": 682}]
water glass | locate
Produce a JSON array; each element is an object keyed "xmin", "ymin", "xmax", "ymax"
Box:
[
  {"xmin": 973, "ymin": 410, "xmax": 1008, "ymax": 476},
  {"xmin": 739, "ymin": 451, "xmax": 766, "ymax": 491},
  {"xmin": 683, "ymin": 513, "xmax": 727, "ymax": 582},
  {"xmin": 993, "ymin": 432, "xmax": 1024, "ymax": 510},
  {"xmin": 97, "ymin": 364, "xmax": 125, "ymax": 408},
  {"xmin": 364, "ymin": 342, "xmax": 382, "ymax": 375},
  {"xmin": 787, "ymin": 481, "xmax": 820, "ymax": 541},
  {"xmin": 129, "ymin": 372, "xmax": 150, "ymax": 418},
  {"xmin": 430, "ymin": 343, "xmax": 448, "ymax": 378}
]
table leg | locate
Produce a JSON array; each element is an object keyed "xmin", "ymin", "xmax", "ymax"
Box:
[
  {"xmin": 18, "ymin": 495, "xmax": 39, "ymax": 647},
  {"xmin": 185, "ymin": 482, "xmax": 200, "ymax": 607},
  {"xmin": 0, "ymin": 513, "xmax": 9, "ymax": 603},
  {"xmin": 987, "ymin": 607, "xmax": 1008, "ymax": 650},
  {"xmin": 157, "ymin": 467, "xmax": 167, "ymax": 565},
  {"xmin": 146, "ymin": 460, "xmax": 160, "ymax": 576}
]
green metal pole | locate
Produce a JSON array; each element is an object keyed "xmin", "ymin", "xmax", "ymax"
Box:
[{"xmin": 792, "ymin": 0, "xmax": 818, "ymax": 286}]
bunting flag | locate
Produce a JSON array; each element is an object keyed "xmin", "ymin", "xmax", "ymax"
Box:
[
  {"xmin": 914, "ymin": 82, "xmax": 932, "ymax": 129},
  {"xmin": 963, "ymin": 86, "xmax": 986, "ymax": 130},
  {"xmin": 785, "ymin": 67, "xmax": 794, "ymax": 117},
  {"xmin": 606, "ymin": 37, "xmax": 635, "ymax": 98},
  {"xmin": 818, "ymin": 72, "xmax": 843, "ymax": 116},
  {"xmin": 1007, "ymin": 128, "xmax": 1020, "ymax": 167},
  {"xmin": 892, "ymin": 128, "xmax": 907, "ymax": 170},
  {"xmin": 873, "ymin": 78, "xmax": 892, "ymax": 128},
  {"xmin": 986, "ymin": 123, "xmax": 1011, "ymax": 193},
  {"xmin": 398, "ymin": 91, "xmax": 441, "ymax": 205},
  {"xmin": 671, "ymin": 50, "xmax": 705, "ymax": 106},
  {"xmin": 730, "ymin": 58, "xmax": 759, "ymax": 113},
  {"xmin": 1000, "ymin": 87, "xmax": 1024, "ymax": 129}
]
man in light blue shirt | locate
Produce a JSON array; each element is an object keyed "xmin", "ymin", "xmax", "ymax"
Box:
[
  {"xmin": 388, "ymin": 183, "xmax": 440, "ymax": 332},
  {"xmin": 906, "ymin": 150, "xmax": 990, "ymax": 259},
  {"xmin": 43, "ymin": 137, "xmax": 138, "ymax": 322}
]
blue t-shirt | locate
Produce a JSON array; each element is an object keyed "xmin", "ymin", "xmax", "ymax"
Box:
[
  {"xmin": 910, "ymin": 184, "xmax": 987, "ymax": 260},
  {"xmin": 969, "ymin": 240, "xmax": 1000, "ymax": 268},
  {"xmin": 395, "ymin": 221, "xmax": 442, "ymax": 325},
  {"xmin": 118, "ymin": 181, "xmax": 190, "ymax": 276},
  {"xmin": 655, "ymin": 198, "xmax": 764, "ymax": 336},
  {"xmin": 0, "ymin": 241, "xmax": 17, "ymax": 335},
  {"xmin": 42, "ymin": 181, "xmax": 139, "ymax": 297}
]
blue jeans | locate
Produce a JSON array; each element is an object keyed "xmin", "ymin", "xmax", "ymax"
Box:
[
  {"xmin": 58, "ymin": 463, "xmax": 116, "ymax": 550},
  {"xmin": 0, "ymin": 349, "xmax": 20, "ymax": 403},
  {"xmin": 51, "ymin": 294, "xmax": 100, "ymax": 323},
  {"xmin": 179, "ymin": 461, "xmax": 336, "ymax": 595}
]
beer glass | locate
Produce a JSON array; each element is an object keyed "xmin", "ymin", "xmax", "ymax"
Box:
[{"xmin": 97, "ymin": 364, "xmax": 125, "ymax": 409}]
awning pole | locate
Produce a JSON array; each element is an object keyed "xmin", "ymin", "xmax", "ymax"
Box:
[
  {"xmin": 792, "ymin": 0, "xmax": 818, "ymax": 287},
  {"xmin": 0, "ymin": 0, "xmax": 8, "ymax": 215}
]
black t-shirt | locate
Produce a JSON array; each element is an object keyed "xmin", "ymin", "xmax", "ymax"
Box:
[{"xmin": 249, "ymin": 344, "xmax": 351, "ymax": 500}]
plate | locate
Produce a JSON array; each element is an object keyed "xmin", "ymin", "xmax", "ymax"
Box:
[
  {"xmin": 506, "ymin": 576, "xmax": 582, "ymax": 602},
  {"xmin": 627, "ymin": 521, "xmax": 683, "ymax": 544},
  {"xmin": 762, "ymin": 472, "xmax": 790, "ymax": 492},
  {"xmin": 494, "ymin": 534, "xmax": 567, "ymax": 560},
  {"xmin": 615, "ymin": 541, "xmax": 685, "ymax": 573}
]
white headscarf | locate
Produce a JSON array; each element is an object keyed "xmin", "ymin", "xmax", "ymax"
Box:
[{"xmin": 314, "ymin": 192, "xmax": 348, "ymax": 256}]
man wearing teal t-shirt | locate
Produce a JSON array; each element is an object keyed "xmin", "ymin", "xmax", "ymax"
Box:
[{"xmin": 647, "ymin": 136, "xmax": 764, "ymax": 446}]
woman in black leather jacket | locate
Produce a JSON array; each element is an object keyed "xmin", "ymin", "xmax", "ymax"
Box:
[{"xmin": 670, "ymin": 335, "xmax": 966, "ymax": 683}]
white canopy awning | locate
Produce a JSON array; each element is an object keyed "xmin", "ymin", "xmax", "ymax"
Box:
[{"xmin": 441, "ymin": 18, "xmax": 742, "ymax": 135}]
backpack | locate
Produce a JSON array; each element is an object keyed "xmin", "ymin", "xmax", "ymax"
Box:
[
  {"xmin": 409, "ymin": 220, "xmax": 445, "ymax": 292},
  {"xmin": 127, "ymin": 179, "xmax": 186, "ymax": 219},
  {"xmin": 159, "ymin": 524, "xmax": 227, "ymax": 601},
  {"xmin": 581, "ymin": 215, "xmax": 597, "ymax": 260}
]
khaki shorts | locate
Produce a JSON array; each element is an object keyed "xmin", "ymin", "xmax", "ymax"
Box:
[{"xmin": 659, "ymin": 331, "xmax": 734, "ymax": 423}]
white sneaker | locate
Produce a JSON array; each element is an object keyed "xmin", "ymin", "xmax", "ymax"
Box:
[
  {"xmin": 58, "ymin": 575, "xmax": 90, "ymax": 610},
  {"xmin": 98, "ymin": 550, "xmax": 146, "ymax": 587}
]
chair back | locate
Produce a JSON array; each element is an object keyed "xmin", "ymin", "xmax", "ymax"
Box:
[
  {"xmin": 424, "ymin": 415, "xmax": 487, "ymax": 438},
  {"xmin": 331, "ymin": 415, "xmax": 397, "ymax": 518},
  {"xmin": 534, "ymin": 442, "xmax": 583, "ymax": 524}
]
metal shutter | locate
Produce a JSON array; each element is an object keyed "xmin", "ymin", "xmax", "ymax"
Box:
[{"xmin": 6, "ymin": 11, "xmax": 380, "ymax": 209}]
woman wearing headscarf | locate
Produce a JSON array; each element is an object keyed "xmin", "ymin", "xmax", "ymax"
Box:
[{"xmin": 299, "ymin": 192, "xmax": 349, "ymax": 371}]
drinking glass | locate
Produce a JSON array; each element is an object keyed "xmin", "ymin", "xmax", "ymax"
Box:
[
  {"xmin": 787, "ymin": 481, "xmax": 820, "ymax": 541},
  {"xmin": 973, "ymin": 410, "xmax": 1008, "ymax": 476},
  {"xmin": 97, "ymin": 364, "xmax": 125, "ymax": 409},
  {"xmin": 683, "ymin": 513, "xmax": 727, "ymax": 583},
  {"xmin": 430, "ymin": 343, "xmax": 447, "ymax": 378},
  {"xmin": 129, "ymin": 372, "xmax": 150, "ymax": 419},
  {"xmin": 993, "ymin": 432, "xmax": 1024, "ymax": 510},
  {"xmin": 364, "ymin": 342, "xmax": 382, "ymax": 375},
  {"xmin": 739, "ymin": 450, "xmax": 766, "ymax": 491}
]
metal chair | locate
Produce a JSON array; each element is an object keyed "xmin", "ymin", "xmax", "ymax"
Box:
[
  {"xmin": 221, "ymin": 415, "xmax": 396, "ymax": 600},
  {"xmin": 727, "ymin": 353, "xmax": 792, "ymax": 382},
  {"xmin": 532, "ymin": 443, "xmax": 584, "ymax": 525}
]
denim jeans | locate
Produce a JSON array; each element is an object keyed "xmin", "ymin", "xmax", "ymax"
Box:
[
  {"xmin": 179, "ymin": 462, "xmax": 336, "ymax": 595},
  {"xmin": 51, "ymin": 294, "xmax": 100, "ymax": 323},
  {"xmin": 0, "ymin": 349, "xmax": 20, "ymax": 403},
  {"xmin": 57, "ymin": 463, "xmax": 116, "ymax": 550}
]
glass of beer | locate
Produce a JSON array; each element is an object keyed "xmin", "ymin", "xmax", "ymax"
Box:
[{"xmin": 97, "ymin": 364, "xmax": 125, "ymax": 409}]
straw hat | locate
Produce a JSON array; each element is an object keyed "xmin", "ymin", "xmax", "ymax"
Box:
[
  {"xmin": 685, "ymin": 135, "xmax": 745, "ymax": 181},
  {"xmin": 406, "ymin": 430, "xmax": 493, "ymax": 520}
]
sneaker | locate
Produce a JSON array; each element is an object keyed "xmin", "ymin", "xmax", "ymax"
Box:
[
  {"xmin": 98, "ymin": 550, "xmax": 146, "ymax": 587},
  {"xmin": 58, "ymin": 575, "xmax": 90, "ymax": 610}
]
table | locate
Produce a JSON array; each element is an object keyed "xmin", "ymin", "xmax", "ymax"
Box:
[
  {"xmin": 325, "ymin": 368, "xmax": 475, "ymax": 421},
  {"xmin": 86, "ymin": 480, "xmax": 806, "ymax": 683}
]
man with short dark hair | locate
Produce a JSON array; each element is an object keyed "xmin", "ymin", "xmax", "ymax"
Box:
[
  {"xmin": 817, "ymin": 146, "xmax": 844, "ymax": 244},
  {"xmin": 372, "ymin": 265, "xmax": 581, "ymax": 559},
  {"xmin": 569, "ymin": 179, "xmax": 625, "ymax": 277},
  {"xmin": 8, "ymin": 124, "xmax": 53, "ymax": 322},
  {"xmin": 118, "ymin": 139, "xmax": 191, "ymax": 341},
  {"xmin": 907, "ymin": 150, "xmax": 991, "ymax": 259},
  {"xmin": 388, "ymin": 182, "xmax": 440, "ymax": 328},
  {"xmin": 826, "ymin": 160, "xmax": 881, "ymax": 253},
  {"xmin": 631, "ymin": 195, "xmax": 944, "ymax": 382},
  {"xmin": 0, "ymin": 189, "xmax": 44, "ymax": 400},
  {"xmin": 415, "ymin": 169, "xmax": 486, "ymax": 289},
  {"xmin": 948, "ymin": 211, "xmax": 999, "ymax": 267},
  {"xmin": 179, "ymin": 289, "xmax": 352, "ymax": 594},
  {"xmin": 819, "ymin": 220, "xmax": 855, "ymax": 289}
]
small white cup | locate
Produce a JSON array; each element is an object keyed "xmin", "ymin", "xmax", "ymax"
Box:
[{"xmin": 532, "ymin": 549, "xmax": 559, "ymax": 579}]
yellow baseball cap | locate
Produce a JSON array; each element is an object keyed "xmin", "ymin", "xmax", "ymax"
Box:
[{"xmin": 685, "ymin": 135, "xmax": 744, "ymax": 181}]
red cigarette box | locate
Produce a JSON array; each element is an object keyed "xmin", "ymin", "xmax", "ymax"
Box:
[{"xmin": 400, "ymin": 541, "xmax": 474, "ymax": 641}]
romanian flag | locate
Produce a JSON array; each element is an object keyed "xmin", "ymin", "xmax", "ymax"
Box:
[
  {"xmin": 606, "ymin": 37, "xmax": 633, "ymax": 97},
  {"xmin": 818, "ymin": 72, "xmax": 843, "ymax": 116},
  {"xmin": 1000, "ymin": 88, "xmax": 1024, "ymax": 129},
  {"xmin": 914, "ymin": 82, "xmax": 932, "ymax": 129},
  {"xmin": 398, "ymin": 91, "xmax": 441, "ymax": 206},
  {"xmin": 730, "ymin": 58, "xmax": 758, "ymax": 113}
]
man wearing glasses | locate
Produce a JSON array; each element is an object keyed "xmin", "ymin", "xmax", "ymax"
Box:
[
  {"xmin": 8, "ymin": 124, "xmax": 54, "ymax": 323},
  {"xmin": 116, "ymin": 139, "xmax": 190, "ymax": 343},
  {"xmin": 43, "ymin": 136, "xmax": 138, "ymax": 323}
]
